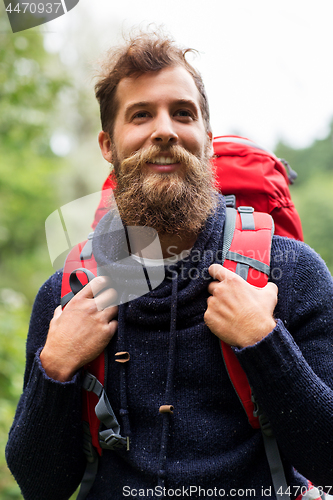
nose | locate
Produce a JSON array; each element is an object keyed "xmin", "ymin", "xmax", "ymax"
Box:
[{"xmin": 150, "ymin": 111, "xmax": 178, "ymax": 146}]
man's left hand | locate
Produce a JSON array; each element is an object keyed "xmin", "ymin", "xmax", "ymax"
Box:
[{"xmin": 204, "ymin": 264, "xmax": 278, "ymax": 348}]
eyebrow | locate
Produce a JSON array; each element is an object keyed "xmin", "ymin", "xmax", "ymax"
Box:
[{"xmin": 124, "ymin": 99, "xmax": 199, "ymax": 120}]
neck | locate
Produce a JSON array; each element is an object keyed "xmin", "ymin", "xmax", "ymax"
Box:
[{"xmin": 158, "ymin": 232, "xmax": 198, "ymax": 259}]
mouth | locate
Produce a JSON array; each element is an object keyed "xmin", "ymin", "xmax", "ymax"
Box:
[
  {"xmin": 145, "ymin": 156, "xmax": 181, "ymax": 173},
  {"xmin": 149, "ymin": 156, "xmax": 177, "ymax": 165}
]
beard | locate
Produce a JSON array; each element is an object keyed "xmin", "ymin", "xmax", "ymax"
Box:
[{"xmin": 111, "ymin": 142, "xmax": 218, "ymax": 238}]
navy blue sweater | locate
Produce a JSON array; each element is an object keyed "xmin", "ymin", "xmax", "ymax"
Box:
[{"xmin": 6, "ymin": 200, "xmax": 333, "ymax": 499}]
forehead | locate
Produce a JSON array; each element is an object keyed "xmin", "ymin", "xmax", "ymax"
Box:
[{"xmin": 115, "ymin": 66, "xmax": 202, "ymax": 114}]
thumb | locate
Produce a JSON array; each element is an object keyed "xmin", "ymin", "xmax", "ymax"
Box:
[
  {"xmin": 264, "ymin": 281, "xmax": 278, "ymax": 298},
  {"xmin": 53, "ymin": 305, "xmax": 62, "ymax": 320}
]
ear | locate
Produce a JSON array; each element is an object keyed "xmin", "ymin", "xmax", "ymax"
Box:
[
  {"xmin": 207, "ymin": 130, "xmax": 214, "ymax": 157},
  {"xmin": 98, "ymin": 131, "xmax": 113, "ymax": 163}
]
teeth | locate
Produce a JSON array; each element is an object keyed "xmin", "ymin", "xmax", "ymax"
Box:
[{"xmin": 151, "ymin": 156, "xmax": 176, "ymax": 165}]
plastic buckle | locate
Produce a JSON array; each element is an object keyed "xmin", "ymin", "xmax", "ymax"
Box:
[
  {"xmin": 224, "ymin": 194, "xmax": 236, "ymax": 208},
  {"xmin": 237, "ymin": 206, "xmax": 254, "ymax": 213},
  {"xmin": 251, "ymin": 393, "xmax": 273, "ymax": 437},
  {"xmin": 102, "ymin": 431, "xmax": 127, "ymax": 450},
  {"xmin": 83, "ymin": 372, "xmax": 104, "ymax": 398},
  {"xmin": 83, "ymin": 373, "xmax": 97, "ymax": 392},
  {"xmin": 251, "ymin": 393, "xmax": 259, "ymax": 418},
  {"xmin": 259, "ymin": 415, "xmax": 273, "ymax": 437}
]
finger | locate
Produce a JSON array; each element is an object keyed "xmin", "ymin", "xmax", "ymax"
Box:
[
  {"xmin": 79, "ymin": 276, "xmax": 112, "ymax": 299},
  {"xmin": 107, "ymin": 318, "xmax": 118, "ymax": 338},
  {"xmin": 208, "ymin": 264, "xmax": 240, "ymax": 283},
  {"xmin": 102, "ymin": 305, "xmax": 119, "ymax": 322},
  {"xmin": 207, "ymin": 281, "xmax": 220, "ymax": 295},
  {"xmin": 94, "ymin": 288, "xmax": 119, "ymax": 311}
]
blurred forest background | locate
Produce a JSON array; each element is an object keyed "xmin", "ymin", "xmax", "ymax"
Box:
[{"xmin": 1, "ymin": 4, "xmax": 333, "ymax": 498}]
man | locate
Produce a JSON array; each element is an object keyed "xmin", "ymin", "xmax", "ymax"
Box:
[{"xmin": 6, "ymin": 31, "xmax": 333, "ymax": 500}]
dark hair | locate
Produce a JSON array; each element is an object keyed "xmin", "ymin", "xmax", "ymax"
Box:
[{"xmin": 95, "ymin": 30, "xmax": 211, "ymax": 137}]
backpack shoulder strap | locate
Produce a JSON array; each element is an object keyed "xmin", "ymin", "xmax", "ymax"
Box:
[
  {"xmin": 220, "ymin": 206, "xmax": 273, "ymax": 428},
  {"xmin": 220, "ymin": 207, "xmax": 291, "ymax": 500},
  {"xmin": 61, "ymin": 236, "xmax": 127, "ymax": 500},
  {"xmin": 61, "ymin": 235, "xmax": 105, "ymax": 457}
]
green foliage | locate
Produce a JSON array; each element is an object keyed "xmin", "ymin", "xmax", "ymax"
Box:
[
  {"xmin": 291, "ymin": 174, "xmax": 333, "ymax": 272},
  {"xmin": 275, "ymin": 121, "xmax": 333, "ymax": 185},
  {"xmin": 0, "ymin": 2, "xmax": 70, "ymax": 301},
  {"xmin": 0, "ymin": 5, "xmax": 71, "ymax": 497},
  {"xmin": 0, "ymin": 302, "xmax": 28, "ymax": 499},
  {"xmin": 275, "ymin": 121, "xmax": 333, "ymax": 273}
]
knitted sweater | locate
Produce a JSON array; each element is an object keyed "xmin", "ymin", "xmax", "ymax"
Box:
[{"xmin": 6, "ymin": 198, "xmax": 333, "ymax": 500}]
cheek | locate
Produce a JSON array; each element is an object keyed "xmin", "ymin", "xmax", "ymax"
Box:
[
  {"xmin": 177, "ymin": 122, "xmax": 209, "ymax": 155},
  {"xmin": 183, "ymin": 133, "xmax": 208, "ymax": 158},
  {"xmin": 115, "ymin": 128, "xmax": 151, "ymax": 159}
]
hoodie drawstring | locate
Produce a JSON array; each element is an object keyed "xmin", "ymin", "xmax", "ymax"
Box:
[
  {"xmin": 158, "ymin": 273, "xmax": 178, "ymax": 487},
  {"xmin": 117, "ymin": 297, "xmax": 131, "ymax": 442}
]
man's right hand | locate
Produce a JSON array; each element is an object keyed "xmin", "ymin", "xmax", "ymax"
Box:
[{"xmin": 40, "ymin": 276, "xmax": 118, "ymax": 382}]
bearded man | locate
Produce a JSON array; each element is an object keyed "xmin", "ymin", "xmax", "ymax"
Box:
[{"xmin": 6, "ymin": 31, "xmax": 333, "ymax": 500}]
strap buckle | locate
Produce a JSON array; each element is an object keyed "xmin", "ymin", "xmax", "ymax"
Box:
[
  {"xmin": 237, "ymin": 206, "xmax": 254, "ymax": 213},
  {"xmin": 99, "ymin": 429, "xmax": 128, "ymax": 450},
  {"xmin": 224, "ymin": 194, "xmax": 236, "ymax": 208},
  {"xmin": 83, "ymin": 372, "xmax": 103, "ymax": 398}
]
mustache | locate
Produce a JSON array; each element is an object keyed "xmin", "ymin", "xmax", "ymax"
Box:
[{"xmin": 119, "ymin": 145, "xmax": 197, "ymax": 174}]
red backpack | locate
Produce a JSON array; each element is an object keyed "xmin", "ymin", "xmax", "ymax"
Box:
[
  {"xmin": 92, "ymin": 135, "xmax": 303, "ymax": 240},
  {"xmin": 62, "ymin": 136, "xmax": 312, "ymax": 500}
]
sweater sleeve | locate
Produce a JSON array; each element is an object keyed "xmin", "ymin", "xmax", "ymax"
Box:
[
  {"xmin": 234, "ymin": 238, "xmax": 333, "ymax": 487},
  {"xmin": 5, "ymin": 272, "xmax": 86, "ymax": 500}
]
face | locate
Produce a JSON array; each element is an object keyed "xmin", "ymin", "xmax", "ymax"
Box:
[
  {"xmin": 98, "ymin": 66, "xmax": 216, "ymax": 238},
  {"xmin": 98, "ymin": 65, "xmax": 212, "ymax": 173}
]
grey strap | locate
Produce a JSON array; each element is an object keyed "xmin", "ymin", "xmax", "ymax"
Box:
[
  {"xmin": 226, "ymin": 251, "xmax": 270, "ymax": 276},
  {"xmin": 252, "ymin": 393, "xmax": 290, "ymax": 500},
  {"xmin": 83, "ymin": 372, "xmax": 127, "ymax": 451},
  {"xmin": 80, "ymin": 232, "xmax": 94, "ymax": 260},
  {"xmin": 235, "ymin": 263, "xmax": 249, "ymax": 281},
  {"xmin": 76, "ymin": 421, "xmax": 98, "ymax": 500},
  {"xmin": 262, "ymin": 432, "xmax": 290, "ymax": 500},
  {"xmin": 80, "ymin": 240, "xmax": 93, "ymax": 260},
  {"xmin": 238, "ymin": 206, "xmax": 255, "ymax": 230},
  {"xmin": 61, "ymin": 291, "xmax": 74, "ymax": 309},
  {"xmin": 221, "ymin": 207, "xmax": 237, "ymax": 264},
  {"xmin": 69, "ymin": 268, "xmax": 96, "ymax": 294},
  {"xmin": 76, "ymin": 457, "xmax": 99, "ymax": 500}
]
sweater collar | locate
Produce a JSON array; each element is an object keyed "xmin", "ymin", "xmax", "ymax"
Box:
[{"xmin": 91, "ymin": 194, "xmax": 226, "ymax": 311}]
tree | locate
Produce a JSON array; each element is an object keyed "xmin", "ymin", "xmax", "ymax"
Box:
[
  {"xmin": 275, "ymin": 122, "xmax": 333, "ymax": 272},
  {"xmin": 0, "ymin": 4, "xmax": 72, "ymax": 497}
]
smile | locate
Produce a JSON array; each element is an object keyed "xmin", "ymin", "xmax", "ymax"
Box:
[{"xmin": 149, "ymin": 156, "xmax": 178, "ymax": 165}]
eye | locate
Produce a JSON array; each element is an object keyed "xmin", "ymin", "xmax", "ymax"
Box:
[
  {"xmin": 175, "ymin": 109, "xmax": 194, "ymax": 120},
  {"xmin": 132, "ymin": 111, "xmax": 150, "ymax": 120}
]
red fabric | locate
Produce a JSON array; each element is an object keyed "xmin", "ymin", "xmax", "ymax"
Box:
[{"xmin": 213, "ymin": 136, "xmax": 303, "ymax": 241}]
